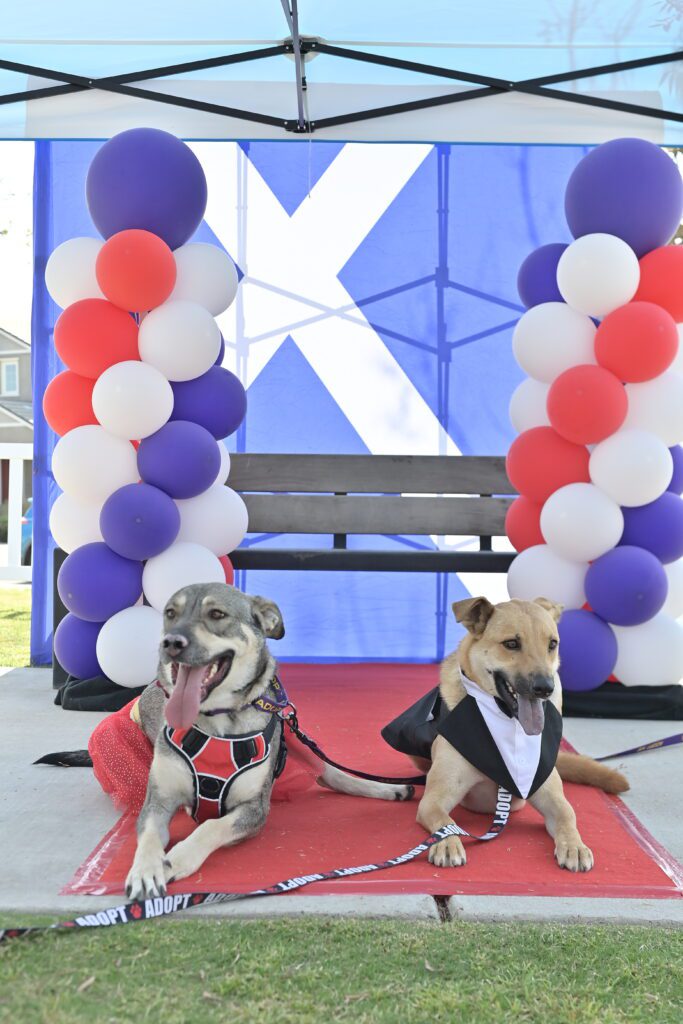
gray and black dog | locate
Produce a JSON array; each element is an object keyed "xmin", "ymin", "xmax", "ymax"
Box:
[
  {"xmin": 126, "ymin": 582, "xmax": 288, "ymax": 900},
  {"xmin": 126, "ymin": 581, "xmax": 412, "ymax": 899}
]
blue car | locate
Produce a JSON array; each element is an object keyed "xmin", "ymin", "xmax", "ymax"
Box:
[{"xmin": 21, "ymin": 499, "xmax": 32, "ymax": 565}]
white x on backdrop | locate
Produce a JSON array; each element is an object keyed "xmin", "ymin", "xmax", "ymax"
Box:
[{"xmin": 191, "ymin": 141, "xmax": 461, "ymax": 458}]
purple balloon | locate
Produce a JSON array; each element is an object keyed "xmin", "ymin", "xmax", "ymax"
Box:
[
  {"xmin": 138, "ymin": 420, "xmax": 220, "ymax": 499},
  {"xmin": 170, "ymin": 366, "xmax": 247, "ymax": 440},
  {"xmin": 100, "ymin": 482, "xmax": 180, "ymax": 561},
  {"xmin": 565, "ymin": 138, "xmax": 683, "ymax": 258},
  {"xmin": 517, "ymin": 243, "xmax": 568, "ymax": 308},
  {"xmin": 585, "ymin": 546, "xmax": 667, "ymax": 626},
  {"xmin": 668, "ymin": 446, "xmax": 683, "ymax": 495},
  {"xmin": 558, "ymin": 610, "xmax": 617, "ymax": 691},
  {"xmin": 620, "ymin": 492, "xmax": 683, "ymax": 564},
  {"xmin": 58, "ymin": 543, "xmax": 143, "ymax": 622},
  {"xmin": 214, "ymin": 333, "xmax": 225, "ymax": 366},
  {"xmin": 54, "ymin": 614, "xmax": 103, "ymax": 679},
  {"xmin": 86, "ymin": 128, "xmax": 207, "ymax": 250}
]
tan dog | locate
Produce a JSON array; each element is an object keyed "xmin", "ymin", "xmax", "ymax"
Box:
[
  {"xmin": 416, "ymin": 596, "xmax": 627, "ymax": 871},
  {"xmin": 323, "ymin": 596, "xmax": 627, "ymax": 873}
]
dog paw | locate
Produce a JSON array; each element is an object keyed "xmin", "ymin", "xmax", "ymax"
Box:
[
  {"xmin": 555, "ymin": 840, "xmax": 594, "ymax": 873},
  {"xmin": 126, "ymin": 855, "xmax": 168, "ymax": 900},
  {"xmin": 164, "ymin": 839, "xmax": 202, "ymax": 884},
  {"xmin": 428, "ymin": 836, "xmax": 467, "ymax": 867}
]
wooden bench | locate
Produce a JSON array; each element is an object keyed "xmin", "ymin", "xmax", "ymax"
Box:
[
  {"xmin": 53, "ymin": 453, "xmax": 516, "ymax": 687},
  {"xmin": 229, "ymin": 453, "xmax": 516, "ymax": 574}
]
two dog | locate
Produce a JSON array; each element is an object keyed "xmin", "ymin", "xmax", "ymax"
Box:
[{"xmin": 126, "ymin": 584, "xmax": 627, "ymax": 898}]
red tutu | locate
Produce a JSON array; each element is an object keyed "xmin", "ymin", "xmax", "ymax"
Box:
[{"xmin": 88, "ymin": 699, "xmax": 318, "ymax": 813}]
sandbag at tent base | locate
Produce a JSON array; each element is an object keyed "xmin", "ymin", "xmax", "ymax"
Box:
[{"xmin": 563, "ymin": 682, "xmax": 683, "ymax": 720}]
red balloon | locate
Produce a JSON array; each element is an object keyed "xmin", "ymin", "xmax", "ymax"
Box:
[
  {"xmin": 96, "ymin": 229, "xmax": 176, "ymax": 312},
  {"xmin": 219, "ymin": 555, "xmax": 235, "ymax": 586},
  {"xmin": 43, "ymin": 371, "xmax": 97, "ymax": 436},
  {"xmin": 54, "ymin": 299, "xmax": 139, "ymax": 378},
  {"xmin": 505, "ymin": 496, "xmax": 544, "ymax": 552},
  {"xmin": 506, "ymin": 427, "xmax": 591, "ymax": 504},
  {"xmin": 634, "ymin": 245, "xmax": 683, "ymax": 321},
  {"xmin": 596, "ymin": 301, "xmax": 678, "ymax": 382},
  {"xmin": 547, "ymin": 364, "xmax": 627, "ymax": 445}
]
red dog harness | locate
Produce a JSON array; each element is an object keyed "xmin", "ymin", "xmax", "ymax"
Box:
[{"xmin": 163, "ymin": 716, "xmax": 280, "ymax": 822}]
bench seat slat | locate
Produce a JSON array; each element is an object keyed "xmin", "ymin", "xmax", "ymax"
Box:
[
  {"xmin": 242, "ymin": 493, "xmax": 512, "ymax": 536},
  {"xmin": 230, "ymin": 453, "xmax": 513, "ymax": 495},
  {"xmin": 231, "ymin": 549, "xmax": 515, "ymax": 573}
]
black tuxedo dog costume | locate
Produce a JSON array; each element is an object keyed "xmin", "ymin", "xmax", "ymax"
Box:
[{"xmin": 383, "ymin": 672, "xmax": 563, "ymax": 800}]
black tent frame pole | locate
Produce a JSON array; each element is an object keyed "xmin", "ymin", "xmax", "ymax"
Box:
[
  {"xmin": 0, "ymin": 42, "xmax": 681, "ymax": 132},
  {"xmin": 0, "ymin": 46, "xmax": 292, "ymax": 128},
  {"xmin": 279, "ymin": 0, "xmax": 307, "ymax": 131}
]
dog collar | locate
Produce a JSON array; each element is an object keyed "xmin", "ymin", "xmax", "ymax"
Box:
[{"xmin": 155, "ymin": 674, "xmax": 291, "ymax": 719}]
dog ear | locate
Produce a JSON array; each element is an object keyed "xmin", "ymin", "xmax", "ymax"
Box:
[
  {"xmin": 251, "ymin": 596, "xmax": 285, "ymax": 639},
  {"xmin": 452, "ymin": 597, "xmax": 495, "ymax": 637},
  {"xmin": 534, "ymin": 597, "xmax": 564, "ymax": 623}
]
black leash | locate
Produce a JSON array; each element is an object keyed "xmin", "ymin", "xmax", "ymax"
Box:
[
  {"xmin": 16, "ymin": 688, "xmax": 513, "ymax": 946},
  {"xmin": 0, "ymin": 809, "xmax": 514, "ymax": 945},
  {"xmin": 281, "ymin": 704, "xmax": 427, "ymax": 787}
]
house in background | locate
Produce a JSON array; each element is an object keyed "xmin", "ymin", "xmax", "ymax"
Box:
[{"xmin": 0, "ymin": 326, "xmax": 32, "ymax": 503}]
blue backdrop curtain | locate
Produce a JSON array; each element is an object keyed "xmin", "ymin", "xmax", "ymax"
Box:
[{"xmin": 30, "ymin": 140, "xmax": 587, "ymax": 666}]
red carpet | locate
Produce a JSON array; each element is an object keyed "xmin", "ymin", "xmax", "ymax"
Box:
[{"xmin": 63, "ymin": 664, "xmax": 683, "ymax": 900}]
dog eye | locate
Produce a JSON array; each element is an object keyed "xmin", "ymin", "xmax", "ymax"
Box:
[
  {"xmin": 208, "ymin": 609, "xmax": 226, "ymax": 620},
  {"xmin": 502, "ymin": 639, "xmax": 520, "ymax": 651},
  {"xmin": 549, "ymin": 638, "xmax": 558, "ymax": 651},
  {"xmin": 165, "ymin": 609, "xmax": 176, "ymax": 620}
]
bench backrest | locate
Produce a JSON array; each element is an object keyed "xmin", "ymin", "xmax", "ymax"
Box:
[{"xmin": 229, "ymin": 454, "xmax": 515, "ymax": 537}]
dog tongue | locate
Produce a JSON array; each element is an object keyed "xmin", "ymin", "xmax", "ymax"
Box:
[
  {"xmin": 165, "ymin": 665, "xmax": 206, "ymax": 730},
  {"xmin": 517, "ymin": 695, "xmax": 545, "ymax": 736}
]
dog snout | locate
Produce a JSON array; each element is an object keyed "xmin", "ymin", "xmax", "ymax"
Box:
[
  {"xmin": 162, "ymin": 633, "xmax": 189, "ymax": 658},
  {"xmin": 529, "ymin": 674, "xmax": 554, "ymax": 698}
]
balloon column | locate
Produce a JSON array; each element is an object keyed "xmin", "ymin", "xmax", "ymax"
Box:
[
  {"xmin": 508, "ymin": 138, "xmax": 683, "ymax": 692},
  {"xmin": 45, "ymin": 128, "xmax": 247, "ymax": 690}
]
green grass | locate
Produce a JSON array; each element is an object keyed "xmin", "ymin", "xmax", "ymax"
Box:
[
  {"xmin": 0, "ymin": 918, "xmax": 681, "ymax": 1024},
  {"xmin": 0, "ymin": 584, "xmax": 31, "ymax": 668}
]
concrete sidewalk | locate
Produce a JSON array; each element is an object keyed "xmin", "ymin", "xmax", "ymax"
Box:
[{"xmin": 1, "ymin": 667, "xmax": 681, "ymax": 925}]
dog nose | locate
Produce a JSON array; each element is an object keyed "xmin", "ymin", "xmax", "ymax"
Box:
[
  {"xmin": 530, "ymin": 675, "xmax": 554, "ymax": 698},
  {"xmin": 162, "ymin": 633, "xmax": 189, "ymax": 658}
]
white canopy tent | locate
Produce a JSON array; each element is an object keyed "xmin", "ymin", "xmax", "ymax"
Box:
[{"xmin": 1, "ymin": 1, "xmax": 682, "ymax": 144}]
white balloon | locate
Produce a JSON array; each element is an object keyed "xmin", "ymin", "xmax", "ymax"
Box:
[
  {"xmin": 138, "ymin": 300, "xmax": 221, "ymax": 382},
  {"xmin": 52, "ymin": 425, "xmax": 139, "ymax": 504},
  {"xmin": 49, "ymin": 492, "xmax": 103, "ymax": 553},
  {"xmin": 540, "ymin": 483, "xmax": 623, "ymax": 562},
  {"xmin": 92, "ymin": 361, "xmax": 174, "ymax": 440},
  {"xmin": 512, "ymin": 302, "xmax": 596, "ymax": 383},
  {"xmin": 624, "ymin": 371, "xmax": 683, "ymax": 447},
  {"xmin": 170, "ymin": 242, "xmax": 239, "ymax": 316},
  {"xmin": 216, "ymin": 441, "xmax": 231, "ymax": 485},
  {"xmin": 96, "ymin": 605, "xmax": 163, "ymax": 688},
  {"xmin": 507, "ymin": 544, "xmax": 587, "ymax": 609},
  {"xmin": 509, "ymin": 378, "xmax": 550, "ymax": 433},
  {"xmin": 176, "ymin": 485, "xmax": 248, "ymax": 556},
  {"xmin": 45, "ymin": 237, "xmax": 104, "ymax": 308},
  {"xmin": 589, "ymin": 429, "xmax": 673, "ymax": 507},
  {"xmin": 613, "ymin": 614, "xmax": 683, "ymax": 686},
  {"xmin": 143, "ymin": 541, "xmax": 225, "ymax": 612},
  {"xmin": 556, "ymin": 234, "xmax": 640, "ymax": 317},
  {"xmin": 663, "ymin": 559, "xmax": 683, "ymax": 619}
]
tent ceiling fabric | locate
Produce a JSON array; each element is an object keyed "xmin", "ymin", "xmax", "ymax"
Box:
[{"xmin": 2, "ymin": 2, "xmax": 683, "ymax": 143}]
